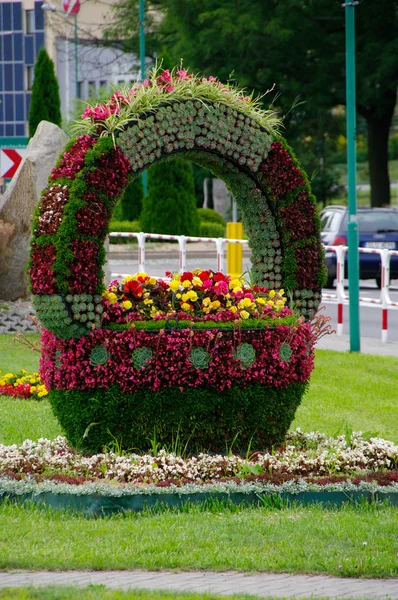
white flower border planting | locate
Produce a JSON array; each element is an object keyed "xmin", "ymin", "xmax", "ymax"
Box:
[{"xmin": 1, "ymin": 430, "xmax": 397, "ymax": 486}]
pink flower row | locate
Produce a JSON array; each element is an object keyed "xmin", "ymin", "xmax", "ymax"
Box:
[{"xmin": 40, "ymin": 325, "xmax": 315, "ymax": 394}]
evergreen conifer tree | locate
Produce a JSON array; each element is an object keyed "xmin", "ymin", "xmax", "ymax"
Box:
[
  {"xmin": 119, "ymin": 178, "xmax": 144, "ymax": 221},
  {"xmin": 141, "ymin": 159, "xmax": 200, "ymax": 236},
  {"xmin": 28, "ymin": 48, "xmax": 62, "ymax": 138}
]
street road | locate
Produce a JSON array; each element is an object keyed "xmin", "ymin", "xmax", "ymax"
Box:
[{"xmin": 107, "ymin": 248, "xmax": 398, "ymax": 342}]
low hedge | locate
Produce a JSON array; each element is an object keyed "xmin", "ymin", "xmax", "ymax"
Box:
[
  {"xmin": 48, "ymin": 382, "xmax": 307, "ymax": 455},
  {"xmin": 109, "ymin": 220, "xmax": 140, "ymax": 244},
  {"xmin": 197, "ymin": 208, "xmax": 226, "ymax": 226},
  {"xmin": 199, "ymin": 221, "xmax": 226, "ymax": 238}
]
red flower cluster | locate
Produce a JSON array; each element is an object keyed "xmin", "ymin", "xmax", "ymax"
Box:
[
  {"xmin": 76, "ymin": 193, "xmax": 109, "ymax": 236},
  {"xmin": 29, "ymin": 243, "xmax": 57, "ymax": 294},
  {"xmin": 81, "ymin": 92, "xmax": 131, "ymax": 123},
  {"xmin": 68, "ymin": 240, "xmax": 99, "ymax": 294},
  {"xmin": 279, "ymin": 191, "xmax": 316, "ymax": 242},
  {"xmin": 84, "ymin": 147, "xmax": 130, "ymax": 198},
  {"xmin": 50, "ymin": 136, "xmax": 95, "ymax": 181},
  {"xmin": 40, "ymin": 325, "xmax": 315, "ymax": 395},
  {"xmin": 0, "ymin": 383, "xmax": 31, "ymax": 399},
  {"xmin": 295, "ymin": 245, "xmax": 322, "ymax": 288},
  {"xmin": 260, "ymin": 141, "xmax": 305, "ymax": 198}
]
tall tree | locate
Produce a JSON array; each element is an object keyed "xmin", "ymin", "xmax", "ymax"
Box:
[
  {"xmin": 107, "ymin": 0, "xmax": 398, "ymax": 207},
  {"xmin": 29, "ymin": 48, "xmax": 62, "ymax": 138}
]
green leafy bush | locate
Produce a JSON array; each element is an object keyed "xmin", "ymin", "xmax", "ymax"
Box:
[
  {"xmin": 199, "ymin": 221, "xmax": 225, "ymax": 238},
  {"xmin": 197, "ymin": 208, "xmax": 226, "ymax": 226},
  {"xmin": 48, "ymin": 382, "xmax": 307, "ymax": 454}
]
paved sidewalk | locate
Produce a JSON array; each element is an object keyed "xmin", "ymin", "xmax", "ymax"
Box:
[
  {"xmin": 316, "ymin": 334, "xmax": 398, "ymax": 357},
  {"xmin": 0, "ymin": 570, "xmax": 397, "ymax": 598}
]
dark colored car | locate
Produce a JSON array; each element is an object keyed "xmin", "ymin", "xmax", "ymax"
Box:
[{"xmin": 320, "ymin": 206, "xmax": 398, "ymax": 288}]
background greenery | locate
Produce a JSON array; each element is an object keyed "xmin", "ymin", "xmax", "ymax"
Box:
[{"xmin": 105, "ymin": 0, "xmax": 397, "ymax": 208}]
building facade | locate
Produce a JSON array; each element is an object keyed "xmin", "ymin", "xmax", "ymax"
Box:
[
  {"xmin": 0, "ymin": 0, "xmax": 44, "ymax": 137},
  {"xmin": 0, "ymin": 0, "xmax": 139, "ymax": 138}
]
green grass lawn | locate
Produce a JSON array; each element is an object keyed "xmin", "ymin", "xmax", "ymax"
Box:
[{"xmin": 0, "ymin": 500, "xmax": 396, "ymax": 578}]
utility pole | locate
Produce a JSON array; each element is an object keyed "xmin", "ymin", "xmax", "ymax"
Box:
[
  {"xmin": 139, "ymin": 0, "xmax": 148, "ymax": 195},
  {"xmin": 343, "ymin": 1, "xmax": 360, "ymax": 352}
]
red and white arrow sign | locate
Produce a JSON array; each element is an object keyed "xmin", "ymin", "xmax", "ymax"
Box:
[
  {"xmin": 0, "ymin": 148, "xmax": 26, "ymax": 179},
  {"xmin": 62, "ymin": 0, "xmax": 80, "ymax": 15}
]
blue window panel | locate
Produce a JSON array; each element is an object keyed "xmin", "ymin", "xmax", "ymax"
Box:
[
  {"xmin": 5, "ymin": 123, "xmax": 14, "ymax": 136},
  {"xmin": 26, "ymin": 93, "xmax": 31, "ymax": 117},
  {"xmin": 0, "ymin": 65, "xmax": 2, "ymax": 92},
  {"xmin": 0, "ymin": 125, "xmax": 4, "ymax": 137},
  {"xmin": 24, "ymin": 36, "xmax": 34, "ymax": 65},
  {"xmin": 2, "ymin": 4, "xmax": 12, "ymax": 31},
  {"xmin": 13, "ymin": 3, "xmax": 23, "ymax": 31},
  {"xmin": 16, "ymin": 123, "xmax": 25, "ymax": 136},
  {"xmin": 15, "ymin": 94, "xmax": 24, "ymax": 121},
  {"xmin": 35, "ymin": 32, "xmax": 44, "ymax": 54},
  {"xmin": 14, "ymin": 64, "xmax": 23, "ymax": 91},
  {"xmin": 5, "ymin": 94, "xmax": 14, "ymax": 120},
  {"xmin": 14, "ymin": 33, "xmax": 23, "ymax": 61},
  {"xmin": 4, "ymin": 65, "xmax": 13, "ymax": 91},
  {"xmin": 0, "ymin": 95, "xmax": 4, "ymax": 120},
  {"xmin": 34, "ymin": 2, "xmax": 44, "ymax": 31},
  {"xmin": 3, "ymin": 34, "xmax": 12, "ymax": 61}
]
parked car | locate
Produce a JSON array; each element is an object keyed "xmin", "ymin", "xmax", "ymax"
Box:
[{"xmin": 320, "ymin": 206, "xmax": 398, "ymax": 288}]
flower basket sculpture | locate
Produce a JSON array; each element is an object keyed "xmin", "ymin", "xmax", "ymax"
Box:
[{"xmin": 29, "ymin": 66, "xmax": 327, "ymax": 454}]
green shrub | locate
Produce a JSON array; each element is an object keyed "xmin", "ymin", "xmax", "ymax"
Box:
[
  {"xmin": 140, "ymin": 159, "xmax": 200, "ymax": 236},
  {"xmin": 197, "ymin": 208, "xmax": 226, "ymax": 226},
  {"xmin": 199, "ymin": 221, "xmax": 225, "ymax": 238},
  {"xmin": 48, "ymin": 382, "xmax": 307, "ymax": 454},
  {"xmin": 109, "ymin": 220, "xmax": 141, "ymax": 244},
  {"xmin": 119, "ymin": 177, "xmax": 144, "ymax": 221},
  {"xmin": 28, "ymin": 48, "xmax": 62, "ymax": 138}
]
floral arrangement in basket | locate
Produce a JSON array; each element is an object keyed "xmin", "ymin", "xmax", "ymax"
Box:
[{"xmin": 102, "ymin": 269, "xmax": 294, "ymax": 328}]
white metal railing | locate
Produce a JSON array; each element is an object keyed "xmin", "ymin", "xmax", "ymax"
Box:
[
  {"xmin": 322, "ymin": 245, "xmax": 398, "ymax": 342},
  {"xmin": 109, "ymin": 231, "xmax": 249, "ymax": 276}
]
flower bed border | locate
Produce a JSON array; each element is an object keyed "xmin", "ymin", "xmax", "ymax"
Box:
[{"xmin": 1, "ymin": 478, "xmax": 397, "ymax": 516}]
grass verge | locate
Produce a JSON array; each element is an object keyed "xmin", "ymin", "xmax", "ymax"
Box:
[{"xmin": 0, "ymin": 500, "xmax": 397, "ymax": 577}]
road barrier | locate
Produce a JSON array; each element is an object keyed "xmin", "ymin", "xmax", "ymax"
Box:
[
  {"xmin": 109, "ymin": 233, "xmax": 398, "ymax": 342},
  {"xmin": 109, "ymin": 231, "xmax": 249, "ymax": 277},
  {"xmin": 322, "ymin": 245, "xmax": 398, "ymax": 342}
]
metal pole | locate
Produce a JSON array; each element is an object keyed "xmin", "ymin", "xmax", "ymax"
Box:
[
  {"xmin": 139, "ymin": 0, "xmax": 147, "ymax": 195},
  {"xmin": 343, "ymin": 1, "xmax": 360, "ymax": 352},
  {"xmin": 74, "ymin": 13, "xmax": 78, "ymax": 98}
]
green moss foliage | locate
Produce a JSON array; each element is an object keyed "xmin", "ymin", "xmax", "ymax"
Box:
[{"xmin": 48, "ymin": 382, "xmax": 308, "ymax": 454}]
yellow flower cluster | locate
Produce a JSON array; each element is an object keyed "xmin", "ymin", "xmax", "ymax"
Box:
[{"xmin": 0, "ymin": 369, "xmax": 48, "ymax": 399}]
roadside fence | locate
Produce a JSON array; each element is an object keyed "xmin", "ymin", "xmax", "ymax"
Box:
[
  {"xmin": 108, "ymin": 231, "xmax": 249, "ymax": 276},
  {"xmin": 322, "ymin": 246, "xmax": 398, "ymax": 342}
]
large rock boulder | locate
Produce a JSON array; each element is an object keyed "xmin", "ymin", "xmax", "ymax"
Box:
[{"xmin": 0, "ymin": 121, "xmax": 68, "ymax": 301}]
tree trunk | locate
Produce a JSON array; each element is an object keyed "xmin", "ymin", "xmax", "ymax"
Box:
[
  {"xmin": 366, "ymin": 115, "xmax": 391, "ymax": 207},
  {"xmin": 361, "ymin": 92, "xmax": 396, "ymax": 208}
]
